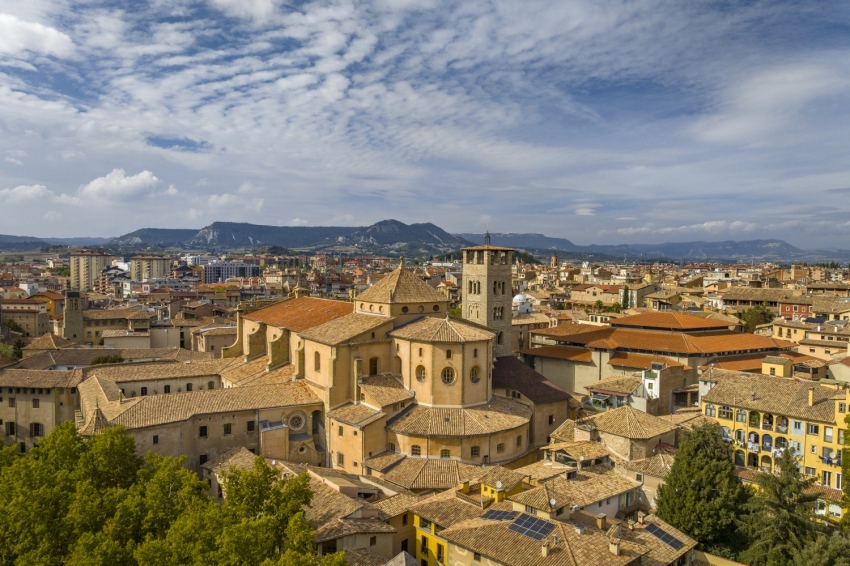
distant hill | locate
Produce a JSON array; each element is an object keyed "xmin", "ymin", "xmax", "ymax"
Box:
[
  {"xmin": 111, "ymin": 229, "xmax": 201, "ymax": 247},
  {"xmin": 456, "ymin": 233, "xmax": 579, "ymax": 251},
  {"xmin": 40, "ymin": 237, "xmax": 113, "ymax": 246},
  {"xmin": 0, "ymin": 234, "xmax": 48, "ymax": 251},
  {"xmin": 339, "ymin": 220, "xmax": 472, "ymax": 247},
  {"xmin": 185, "ymin": 223, "xmax": 356, "ymax": 248}
]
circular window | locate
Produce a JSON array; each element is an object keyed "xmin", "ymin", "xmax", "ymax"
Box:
[
  {"xmin": 433, "ymin": 305, "xmax": 440, "ymax": 312},
  {"xmin": 288, "ymin": 412, "xmax": 306, "ymax": 431},
  {"xmin": 379, "ymin": 305, "xmax": 384, "ymax": 313},
  {"xmin": 470, "ymin": 366, "xmax": 480, "ymax": 383},
  {"xmin": 359, "ymin": 303, "xmax": 364, "ymax": 310},
  {"xmin": 441, "ymin": 367, "xmax": 455, "ymax": 385},
  {"xmin": 417, "ymin": 305, "xmax": 424, "ymax": 313},
  {"xmin": 416, "ymin": 365, "xmax": 427, "ymax": 382},
  {"xmin": 369, "ymin": 304, "xmax": 374, "ymax": 312},
  {"xmin": 298, "ymin": 446, "xmax": 306, "ymax": 454},
  {"xmin": 401, "ymin": 306, "xmax": 409, "ymax": 314}
]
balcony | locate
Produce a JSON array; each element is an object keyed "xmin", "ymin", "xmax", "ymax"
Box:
[
  {"xmin": 748, "ymin": 443, "xmax": 760, "ymax": 454},
  {"xmin": 761, "ymin": 423, "xmax": 773, "ymax": 431}
]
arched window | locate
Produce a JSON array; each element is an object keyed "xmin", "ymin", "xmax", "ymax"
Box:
[
  {"xmin": 411, "ymin": 445, "xmax": 421, "ymax": 456},
  {"xmin": 446, "ymin": 349, "xmax": 452, "ymax": 359},
  {"xmin": 736, "ymin": 409, "xmax": 747, "ymax": 423},
  {"xmin": 441, "ymin": 367, "xmax": 456, "ymax": 385},
  {"xmin": 718, "ymin": 406, "xmax": 733, "ymax": 420},
  {"xmin": 418, "ymin": 348, "xmax": 423, "ymax": 357},
  {"xmin": 141, "ymin": 387, "xmax": 147, "ymax": 396},
  {"xmin": 314, "ymin": 352, "xmax": 321, "ymax": 372},
  {"xmin": 415, "ymin": 366, "xmax": 427, "ymax": 382},
  {"xmin": 440, "ymin": 449, "xmax": 450, "ymax": 459},
  {"xmin": 369, "ymin": 357, "xmax": 379, "ymax": 375},
  {"xmin": 497, "ymin": 332, "xmax": 503, "ymax": 345},
  {"xmin": 470, "ymin": 366, "xmax": 480, "ymax": 383},
  {"xmin": 705, "ymin": 404, "xmax": 716, "ymax": 417}
]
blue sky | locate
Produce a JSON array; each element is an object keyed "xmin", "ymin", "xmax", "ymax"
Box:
[{"xmin": 0, "ymin": 0, "xmax": 849, "ymax": 248}]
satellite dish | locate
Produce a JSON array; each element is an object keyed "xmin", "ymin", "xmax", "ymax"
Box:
[
  {"xmin": 831, "ymin": 452, "xmax": 837, "ymax": 459},
  {"xmin": 579, "ymin": 456, "xmax": 585, "ymax": 461},
  {"xmin": 495, "ymin": 481, "xmax": 503, "ymax": 489},
  {"xmin": 550, "ymin": 498, "xmax": 557, "ymax": 508}
]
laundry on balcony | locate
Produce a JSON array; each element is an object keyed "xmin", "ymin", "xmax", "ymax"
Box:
[{"xmin": 748, "ymin": 442, "xmax": 760, "ymax": 453}]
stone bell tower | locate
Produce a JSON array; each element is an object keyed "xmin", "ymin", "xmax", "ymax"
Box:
[{"xmin": 461, "ymin": 233, "xmax": 513, "ymax": 357}]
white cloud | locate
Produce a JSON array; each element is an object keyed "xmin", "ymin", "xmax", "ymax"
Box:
[
  {"xmin": 210, "ymin": 0, "xmax": 276, "ymax": 19},
  {"xmin": 287, "ymin": 218, "xmax": 309, "ymax": 226},
  {"xmin": 0, "ymin": 13, "xmax": 73, "ymax": 57},
  {"xmin": 573, "ymin": 207, "xmax": 596, "ymax": 216},
  {"xmin": 78, "ymin": 169, "xmax": 159, "ymax": 200},
  {"xmin": 0, "ymin": 184, "xmax": 52, "ymax": 201},
  {"xmin": 4, "ymin": 157, "xmax": 23, "ymax": 166}
]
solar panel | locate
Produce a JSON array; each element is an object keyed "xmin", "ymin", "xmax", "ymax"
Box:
[
  {"xmin": 507, "ymin": 513, "xmax": 555, "ymax": 541},
  {"xmin": 645, "ymin": 523, "xmax": 684, "ymax": 550},
  {"xmin": 481, "ymin": 510, "xmax": 518, "ymax": 521}
]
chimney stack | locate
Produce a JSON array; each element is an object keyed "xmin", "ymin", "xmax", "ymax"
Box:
[
  {"xmin": 574, "ymin": 524, "xmax": 585, "ymax": 535},
  {"xmin": 541, "ymin": 543, "xmax": 549, "ymax": 557},
  {"xmin": 809, "ymin": 387, "xmax": 814, "ymax": 407},
  {"xmin": 637, "ymin": 511, "xmax": 646, "ymax": 525},
  {"xmin": 596, "ymin": 513, "xmax": 607, "ymax": 530},
  {"xmin": 609, "ymin": 540, "xmax": 621, "ymax": 556},
  {"xmin": 459, "ymin": 479, "xmax": 470, "ymax": 494}
]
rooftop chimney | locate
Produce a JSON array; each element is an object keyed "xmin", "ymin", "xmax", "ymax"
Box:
[
  {"xmin": 809, "ymin": 387, "xmax": 814, "ymax": 407},
  {"xmin": 574, "ymin": 523, "xmax": 585, "ymax": 535},
  {"xmin": 541, "ymin": 543, "xmax": 549, "ymax": 557},
  {"xmin": 637, "ymin": 511, "xmax": 646, "ymax": 525},
  {"xmin": 596, "ymin": 513, "xmax": 607, "ymax": 530},
  {"xmin": 609, "ymin": 540, "xmax": 621, "ymax": 556},
  {"xmin": 459, "ymin": 479, "xmax": 470, "ymax": 494}
]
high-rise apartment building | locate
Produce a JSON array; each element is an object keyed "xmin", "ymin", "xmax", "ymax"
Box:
[
  {"xmin": 69, "ymin": 251, "xmax": 112, "ymax": 291},
  {"xmin": 203, "ymin": 261, "xmax": 261, "ymax": 283},
  {"xmin": 130, "ymin": 256, "xmax": 172, "ymax": 281}
]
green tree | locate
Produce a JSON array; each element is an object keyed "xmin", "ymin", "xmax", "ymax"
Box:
[
  {"xmin": 739, "ymin": 448, "xmax": 820, "ymax": 566},
  {"xmin": 740, "ymin": 303, "xmax": 774, "ymax": 333},
  {"xmin": 622, "ymin": 285, "xmax": 630, "ymax": 309},
  {"xmin": 656, "ymin": 424, "xmax": 749, "ymax": 555},
  {"xmin": 792, "ymin": 533, "xmax": 850, "ymax": 566},
  {"xmin": 12, "ymin": 337, "xmax": 25, "ymax": 358},
  {"xmin": 842, "ymin": 413, "xmax": 850, "ymax": 531},
  {"xmin": 594, "ymin": 299, "xmax": 604, "ymax": 312},
  {"xmin": 4, "ymin": 318, "xmax": 23, "ymax": 333}
]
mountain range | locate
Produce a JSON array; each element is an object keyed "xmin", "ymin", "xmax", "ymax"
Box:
[{"xmin": 3, "ymin": 221, "xmax": 850, "ymax": 262}]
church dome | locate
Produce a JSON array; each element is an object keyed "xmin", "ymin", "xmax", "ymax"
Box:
[{"xmin": 512, "ymin": 294, "xmax": 529, "ymax": 303}]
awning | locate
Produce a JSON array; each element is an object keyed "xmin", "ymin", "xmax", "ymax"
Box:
[{"xmin": 590, "ymin": 394, "xmax": 610, "ymax": 402}]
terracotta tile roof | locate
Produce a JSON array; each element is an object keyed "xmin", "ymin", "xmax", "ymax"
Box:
[
  {"xmin": 812, "ymin": 295, "xmax": 850, "ymax": 315},
  {"xmin": 410, "ymin": 490, "xmax": 484, "ymax": 529},
  {"xmin": 439, "ymin": 513, "xmax": 642, "ymax": 566},
  {"xmin": 82, "ymin": 359, "xmax": 239, "ymax": 383},
  {"xmin": 82, "ymin": 308, "xmax": 156, "ymax": 320},
  {"xmin": 700, "ymin": 351, "xmax": 821, "ymax": 372},
  {"xmin": 512, "ymin": 460, "xmax": 577, "ymax": 483},
  {"xmin": 195, "ymin": 326, "xmax": 238, "ymax": 336},
  {"xmin": 299, "ymin": 313, "xmax": 393, "ymax": 345},
  {"xmin": 101, "ymin": 330, "xmax": 150, "ymax": 338},
  {"xmin": 388, "ymin": 315, "xmax": 494, "ymax": 343},
  {"xmin": 608, "ymin": 352, "xmax": 690, "ymax": 371},
  {"xmin": 314, "ymin": 517, "xmax": 396, "ymax": 543},
  {"xmin": 660, "ymin": 410, "xmax": 716, "ymax": 430},
  {"xmin": 243, "ymin": 296, "xmax": 352, "ymax": 331},
  {"xmin": 370, "ymin": 493, "xmax": 422, "ymax": 518},
  {"xmin": 610, "ymin": 312, "xmax": 735, "ymax": 331},
  {"xmin": 356, "ymin": 266, "xmax": 446, "ymax": 304},
  {"xmin": 0, "ymin": 368, "xmax": 82, "ymax": 388},
  {"xmin": 511, "ymin": 312, "xmax": 552, "ymax": 326},
  {"xmin": 701, "ymin": 372, "xmax": 839, "ymax": 422},
  {"xmin": 359, "ymin": 374, "xmax": 414, "ymax": 407},
  {"xmin": 328, "ymin": 402, "xmax": 386, "ymax": 427},
  {"xmin": 531, "ymin": 323, "xmax": 592, "ymax": 339},
  {"xmin": 623, "ymin": 447, "xmax": 676, "ymax": 478},
  {"xmin": 344, "ymin": 549, "xmax": 388, "ymax": 566},
  {"xmin": 23, "ymin": 333, "xmax": 73, "ymax": 351},
  {"xmin": 475, "ymin": 466, "xmax": 529, "ymax": 491},
  {"xmin": 518, "ymin": 345, "xmax": 593, "ymax": 363},
  {"xmin": 544, "ymin": 441, "xmax": 611, "ymax": 462},
  {"xmin": 578, "ymin": 406, "xmax": 678, "ymax": 440},
  {"xmin": 81, "ymin": 380, "xmax": 321, "ymax": 430},
  {"xmin": 617, "ymin": 514, "xmax": 697, "ymax": 565},
  {"xmin": 492, "ymin": 356, "xmax": 573, "ymax": 405},
  {"xmin": 510, "ymin": 464, "xmax": 640, "ymax": 510},
  {"xmin": 545, "ymin": 326, "xmax": 795, "ymax": 356},
  {"xmin": 550, "ymin": 419, "xmax": 575, "ymax": 443},
  {"xmin": 585, "ymin": 375, "xmax": 642, "ymax": 395},
  {"xmin": 380, "ymin": 458, "xmax": 487, "ymax": 490},
  {"xmin": 387, "ymin": 396, "xmax": 531, "ymax": 437},
  {"xmin": 364, "ymin": 451, "xmax": 407, "ymax": 473}
]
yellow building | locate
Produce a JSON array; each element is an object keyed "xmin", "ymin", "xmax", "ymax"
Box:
[{"xmin": 702, "ymin": 371, "xmax": 847, "ymax": 522}]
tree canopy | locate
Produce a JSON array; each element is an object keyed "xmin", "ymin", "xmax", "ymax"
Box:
[
  {"xmin": 0, "ymin": 423, "xmax": 346, "ymax": 566},
  {"xmin": 656, "ymin": 423, "xmax": 750, "ymax": 556},
  {"xmin": 740, "ymin": 303, "xmax": 774, "ymax": 333}
]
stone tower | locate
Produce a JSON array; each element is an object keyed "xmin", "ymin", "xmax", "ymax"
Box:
[
  {"xmin": 461, "ymin": 233, "xmax": 513, "ymax": 357},
  {"xmin": 63, "ymin": 291, "xmax": 85, "ymax": 344}
]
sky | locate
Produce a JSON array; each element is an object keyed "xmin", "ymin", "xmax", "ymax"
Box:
[{"xmin": 0, "ymin": 0, "xmax": 849, "ymax": 248}]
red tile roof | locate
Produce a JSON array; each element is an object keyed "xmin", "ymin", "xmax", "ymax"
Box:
[
  {"xmin": 244, "ymin": 296, "xmax": 352, "ymax": 331},
  {"xmin": 518, "ymin": 345, "xmax": 593, "ymax": 363},
  {"xmin": 610, "ymin": 312, "xmax": 736, "ymax": 331}
]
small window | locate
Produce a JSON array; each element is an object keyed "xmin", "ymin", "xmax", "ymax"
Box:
[
  {"xmin": 808, "ymin": 423, "xmax": 820, "ymax": 435},
  {"xmin": 704, "ymin": 404, "xmax": 716, "ymax": 417},
  {"xmin": 164, "ymin": 385, "xmax": 171, "ymax": 394},
  {"xmin": 389, "ymin": 442, "xmax": 396, "ymax": 452},
  {"xmin": 247, "ymin": 421, "xmax": 255, "ymax": 432},
  {"xmin": 153, "ymin": 435, "xmax": 159, "ymax": 445},
  {"xmin": 223, "ymin": 423, "xmax": 232, "ymax": 436},
  {"xmin": 548, "ymin": 415, "xmax": 555, "ymax": 425},
  {"xmin": 718, "ymin": 406, "xmax": 733, "ymax": 420},
  {"xmin": 315, "ymin": 352, "xmax": 321, "ymax": 372},
  {"xmin": 141, "ymin": 387, "xmax": 148, "ymax": 396},
  {"xmin": 186, "ymin": 383, "xmax": 192, "ymax": 392},
  {"xmin": 369, "ymin": 357, "xmax": 379, "ymax": 375},
  {"xmin": 525, "ymin": 505, "xmax": 537, "ymax": 515},
  {"xmin": 441, "ymin": 367, "xmax": 455, "ymax": 385},
  {"xmin": 32, "ymin": 399, "xmax": 39, "ymax": 409},
  {"xmin": 433, "ymin": 305, "xmax": 440, "ymax": 312},
  {"xmin": 30, "ymin": 423, "xmax": 43, "ymax": 437},
  {"xmin": 471, "ymin": 446, "xmax": 480, "ymax": 457},
  {"xmin": 473, "ymin": 348, "xmax": 478, "ymax": 357},
  {"xmin": 446, "ymin": 349, "xmax": 452, "ymax": 359},
  {"xmin": 516, "ymin": 435, "xmax": 522, "ymax": 447},
  {"xmin": 370, "ymin": 536, "xmax": 376, "ymax": 546},
  {"xmin": 440, "ymin": 449, "xmax": 450, "ymax": 459},
  {"xmin": 402, "ymin": 513, "xmax": 408, "ymax": 526},
  {"xmin": 496, "ymin": 443, "xmax": 505, "ymax": 454},
  {"xmin": 7, "ymin": 398, "xmax": 14, "ymax": 408},
  {"xmin": 470, "ymin": 366, "xmax": 480, "ymax": 383},
  {"xmin": 636, "ymin": 473, "xmax": 643, "ymax": 481},
  {"xmin": 412, "ymin": 445, "xmax": 421, "ymax": 456},
  {"xmin": 199, "ymin": 426, "xmax": 208, "ymax": 438},
  {"xmin": 337, "ymin": 452, "xmax": 344, "ymax": 465},
  {"xmin": 338, "ymin": 426, "xmax": 344, "ymax": 437},
  {"xmin": 208, "ymin": 381, "xmax": 214, "ymax": 390},
  {"xmin": 199, "ymin": 454, "xmax": 208, "ymax": 466},
  {"xmin": 416, "ymin": 366, "xmax": 427, "ymax": 382},
  {"xmin": 840, "ymin": 403, "xmax": 847, "ymax": 414},
  {"xmin": 418, "ymin": 347, "xmax": 423, "ymax": 357}
]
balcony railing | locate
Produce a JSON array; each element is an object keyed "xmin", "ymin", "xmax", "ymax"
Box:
[
  {"xmin": 776, "ymin": 424, "xmax": 788, "ymax": 434},
  {"xmin": 761, "ymin": 423, "xmax": 773, "ymax": 431},
  {"xmin": 748, "ymin": 443, "xmax": 760, "ymax": 453}
]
